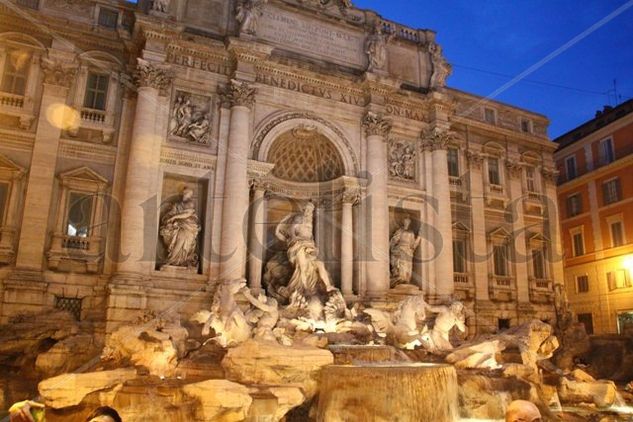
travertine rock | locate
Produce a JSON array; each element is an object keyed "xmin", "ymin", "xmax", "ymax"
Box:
[
  {"xmin": 35, "ymin": 334, "xmax": 99, "ymax": 377},
  {"xmin": 221, "ymin": 340, "xmax": 333, "ymax": 399},
  {"xmin": 102, "ymin": 319, "xmax": 188, "ymax": 377},
  {"xmin": 38, "ymin": 368, "xmax": 136, "ymax": 409},
  {"xmin": 247, "ymin": 386, "xmax": 305, "ymax": 422},
  {"xmin": 505, "ymin": 400, "xmax": 541, "ymax": 422},
  {"xmin": 182, "ymin": 379, "xmax": 253, "ymax": 422},
  {"xmin": 558, "ymin": 377, "xmax": 619, "ymax": 408}
]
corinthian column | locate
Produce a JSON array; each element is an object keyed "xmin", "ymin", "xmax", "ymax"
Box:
[
  {"xmin": 219, "ymin": 80, "xmax": 256, "ymax": 281},
  {"xmin": 340, "ymin": 189, "xmax": 359, "ymax": 297},
  {"xmin": 363, "ymin": 112, "xmax": 392, "ymax": 296},
  {"xmin": 117, "ymin": 59, "xmax": 171, "ymax": 275},
  {"xmin": 248, "ymin": 180, "xmax": 267, "ymax": 294},
  {"xmin": 423, "ymin": 127, "xmax": 454, "ymax": 300}
]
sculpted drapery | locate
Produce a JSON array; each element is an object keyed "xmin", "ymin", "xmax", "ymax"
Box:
[{"xmin": 160, "ymin": 187, "xmax": 201, "ymax": 269}]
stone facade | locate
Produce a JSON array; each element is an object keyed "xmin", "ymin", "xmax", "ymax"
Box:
[{"xmin": 0, "ymin": 0, "xmax": 560, "ymax": 335}]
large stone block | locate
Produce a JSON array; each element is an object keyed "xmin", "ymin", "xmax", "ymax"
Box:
[
  {"xmin": 38, "ymin": 368, "xmax": 137, "ymax": 409},
  {"xmin": 182, "ymin": 379, "xmax": 252, "ymax": 422},
  {"xmin": 221, "ymin": 340, "xmax": 333, "ymax": 399}
]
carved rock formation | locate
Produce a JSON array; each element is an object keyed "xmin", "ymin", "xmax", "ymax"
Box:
[
  {"xmin": 182, "ymin": 379, "xmax": 253, "ymax": 421},
  {"xmin": 221, "ymin": 340, "xmax": 333, "ymax": 399}
]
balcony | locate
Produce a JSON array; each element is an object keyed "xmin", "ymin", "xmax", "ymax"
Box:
[
  {"xmin": 0, "ymin": 92, "xmax": 35, "ymax": 129},
  {"xmin": 528, "ymin": 277, "xmax": 554, "ymax": 304},
  {"xmin": 449, "ymin": 176, "xmax": 467, "ymax": 202},
  {"xmin": 523, "ymin": 191, "xmax": 544, "ymax": 216},
  {"xmin": 68, "ymin": 107, "xmax": 116, "ymax": 144},
  {"xmin": 47, "ymin": 233, "xmax": 103, "ymax": 273},
  {"xmin": 453, "ymin": 273, "xmax": 474, "ymax": 301},
  {"xmin": 485, "ymin": 183, "xmax": 506, "ymax": 208},
  {"xmin": 489, "ymin": 275, "xmax": 517, "ymax": 302}
]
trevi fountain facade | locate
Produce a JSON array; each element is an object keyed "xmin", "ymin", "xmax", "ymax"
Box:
[{"xmin": 1, "ymin": 0, "xmax": 629, "ymax": 421}]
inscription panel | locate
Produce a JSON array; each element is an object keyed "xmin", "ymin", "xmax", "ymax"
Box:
[{"xmin": 258, "ymin": 5, "xmax": 366, "ymax": 68}]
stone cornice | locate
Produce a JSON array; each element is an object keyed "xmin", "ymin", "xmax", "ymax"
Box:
[{"xmin": 452, "ymin": 115, "xmax": 556, "ymax": 151}]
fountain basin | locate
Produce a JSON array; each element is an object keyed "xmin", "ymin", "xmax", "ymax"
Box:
[{"xmin": 317, "ymin": 362, "xmax": 458, "ymax": 422}]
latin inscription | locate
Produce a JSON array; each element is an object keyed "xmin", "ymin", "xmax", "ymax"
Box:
[
  {"xmin": 166, "ymin": 52, "xmax": 231, "ymax": 76},
  {"xmin": 256, "ymin": 73, "xmax": 366, "ymax": 106},
  {"xmin": 385, "ymin": 104, "xmax": 426, "ymax": 122},
  {"xmin": 258, "ymin": 6, "xmax": 365, "ymax": 67}
]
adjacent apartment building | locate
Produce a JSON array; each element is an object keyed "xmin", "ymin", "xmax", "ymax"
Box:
[{"xmin": 555, "ymin": 100, "xmax": 633, "ymax": 335}]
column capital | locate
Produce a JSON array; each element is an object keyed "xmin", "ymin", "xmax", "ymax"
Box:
[
  {"xmin": 362, "ymin": 111, "xmax": 392, "ymax": 138},
  {"xmin": 249, "ymin": 177, "xmax": 270, "ymax": 192},
  {"xmin": 420, "ymin": 127, "xmax": 455, "ymax": 152},
  {"xmin": 40, "ymin": 58, "xmax": 77, "ymax": 88},
  {"xmin": 134, "ymin": 58, "xmax": 172, "ymax": 92},
  {"xmin": 466, "ymin": 150, "xmax": 484, "ymax": 169},
  {"xmin": 340, "ymin": 188, "xmax": 361, "ymax": 205},
  {"xmin": 541, "ymin": 167, "xmax": 559, "ymax": 184},
  {"xmin": 220, "ymin": 79, "xmax": 257, "ymax": 109}
]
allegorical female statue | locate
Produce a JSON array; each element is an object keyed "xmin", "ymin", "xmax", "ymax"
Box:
[
  {"xmin": 389, "ymin": 217, "xmax": 421, "ymax": 287},
  {"xmin": 159, "ymin": 187, "xmax": 201, "ymax": 269},
  {"xmin": 235, "ymin": 0, "xmax": 268, "ymax": 36},
  {"xmin": 365, "ymin": 23, "xmax": 394, "ymax": 72}
]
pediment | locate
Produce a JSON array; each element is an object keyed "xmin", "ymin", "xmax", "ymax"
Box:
[
  {"xmin": 0, "ymin": 154, "xmax": 24, "ymax": 173},
  {"xmin": 528, "ymin": 232, "xmax": 549, "ymax": 247},
  {"xmin": 452, "ymin": 221, "xmax": 470, "ymax": 233},
  {"xmin": 59, "ymin": 166, "xmax": 108, "ymax": 187},
  {"xmin": 488, "ymin": 226, "xmax": 512, "ymax": 240}
]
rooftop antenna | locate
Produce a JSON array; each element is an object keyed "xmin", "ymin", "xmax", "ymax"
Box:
[{"xmin": 613, "ymin": 79, "xmax": 622, "ymax": 106}]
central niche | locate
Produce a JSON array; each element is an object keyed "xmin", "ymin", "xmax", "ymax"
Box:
[{"xmin": 267, "ymin": 126, "xmax": 345, "ymax": 183}]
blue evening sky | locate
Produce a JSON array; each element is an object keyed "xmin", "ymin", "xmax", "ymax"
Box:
[{"xmin": 354, "ymin": 0, "xmax": 633, "ymax": 138}]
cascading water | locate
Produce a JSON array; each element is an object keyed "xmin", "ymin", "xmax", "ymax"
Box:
[{"xmin": 317, "ymin": 362, "xmax": 459, "ymax": 422}]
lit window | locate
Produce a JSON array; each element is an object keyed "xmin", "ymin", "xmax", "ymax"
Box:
[
  {"xmin": 83, "ymin": 73, "xmax": 109, "ymax": 111},
  {"xmin": 565, "ymin": 156, "xmax": 577, "ymax": 180},
  {"xmin": 576, "ymin": 275, "xmax": 589, "ymax": 293},
  {"xmin": 602, "ymin": 178, "xmax": 621, "ymax": 205},
  {"xmin": 488, "ymin": 158, "xmax": 501, "ymax": 185},
  {"xmin": 453, "ymin": 239, "xmax": 466, "ymax": 273},
  {"xmin": 567, "ymin": 193, "xmax": 582, "ymax": 217},
  {"xmin": 610, "ymin": 221, "xmax": 625, "ymax": 247},
  {"xmin": 66, "ymin": 192, "xmax": 94, "ymax": 239},
  {"xmin": 98, "ymin": 8, "xmax": 119, "ymax": 29},
  {"xmin": 607, "ymin": 269, "xmax": 631, "ymax": 291},
  {"xmin": 484, "ymin": 107, "xmax": 496, "ymax": 124},
  {"xmin": 572, "ymin": 231, "xmax": 584, "ymax": 257},
  {"xmin": 1, "ymin": 49, "xmax": 30, "ymax": 95},
  {"xmin": 447, "ymin": 148, "xmax": 460, "ymax": 177},
  {"xmin": 532, "ymin": 249, "xmax": 546, "ymax": 279},
  {"xmin": 493, "ymin": 244, "xmax": 508, "ymax": 276},
  {"xmin": 599, "ymin": 138, "xmax": 615, "ymax": 165}
]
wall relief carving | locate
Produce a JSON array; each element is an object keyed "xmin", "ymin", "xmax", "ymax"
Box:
[
  {"xmin": 169, "ymin": 91, "xmax": 214, "ymax": 146},
  {"xmin": 389, "ymin": 140, "xmax": 417, "ymax": 181}
]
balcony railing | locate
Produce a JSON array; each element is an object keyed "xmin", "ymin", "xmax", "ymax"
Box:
[
  {"xmin": 454, "ymin": 273, "xmax": 469, "ymax": 284},
  {"xmin": 0, "ymin": 92, "xmax": 25, "ymax": 109},
  {"xmin": 489, "ymin": 184, "xmax": 504, "ymax": 194},
  {"xmin": 493, "ymin": 276, "xmax": 513, "ymax": 287},
  {"xmin": 81, "ymin": 108, "xmax": 107, "ymax": 124},
  {"xmin": 48, "ymin": 233, "xmax": 103, "ymax": 273}
]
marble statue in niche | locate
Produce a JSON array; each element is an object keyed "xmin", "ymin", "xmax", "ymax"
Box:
[
  {"xmin": 428, "ymin": 41, "xmax": 452, "ymax": 89},
  {"xmin": 159, "ymin": 186, "xmax": 201, "ymax": 269},
  {"xmin": 169, "ymin": 92, "xmax": 213, "ymax": 145},
  {"xmin": 151, "ymin": 0, "xmax": 169, "ymax": 13},
  {"xmin": 236, "ymin": 0, "xmax": 268, "ymax": 36},
  {"xmin": 389, "ymin": 141, "xmax": 417, "ymax": 181},
  {"xmin": 389, "ymin": 216, "xmax": 421, "ymax": 287},
  {"xmin": 365, "ymin": 23, "xmax": 394, "ymax": 72}
]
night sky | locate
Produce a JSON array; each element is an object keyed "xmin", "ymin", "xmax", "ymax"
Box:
[{"xmin": 353, "ymin": 0, "xmax": 633, "ymax": 138}]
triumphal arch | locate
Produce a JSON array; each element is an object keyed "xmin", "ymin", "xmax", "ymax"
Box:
[{"xmin": 0, "ymin": 0, "xmax": 563, "ymax": 336}]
